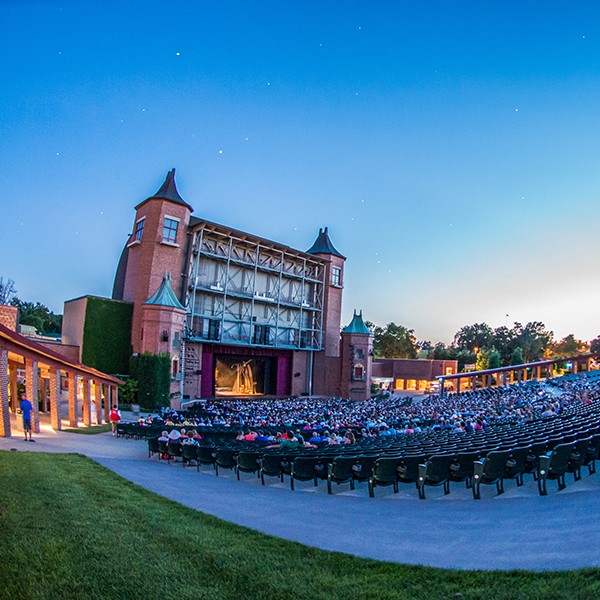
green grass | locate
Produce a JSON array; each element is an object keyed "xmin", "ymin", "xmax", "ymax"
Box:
[
  {"xmin": 0, "ymin": 452, "xmax": 599, "ymax": 600},
  {"xmin": 62, "ymin": 424, "xmax": 112, "ymax": 435}
]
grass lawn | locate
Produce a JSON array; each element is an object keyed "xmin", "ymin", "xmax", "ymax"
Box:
[
  {"xmin": 62, "ymin": 424, "xmax": 112, "ymax": 435},
  {"xmin": 0, "ymin": 452, "xmax": 599, "ymax": 600}
]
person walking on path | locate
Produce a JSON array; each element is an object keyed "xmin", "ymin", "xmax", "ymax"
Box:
[
  {"xmin": 110, "ymin": 405, "xmax": 121, "ymax": 436},
  {"xmin": 20, "ymin": 394, "xmax": 34, "ymax": 442}
]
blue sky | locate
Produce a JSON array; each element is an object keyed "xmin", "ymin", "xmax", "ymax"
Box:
[{"xmin": 2, "ymin": 0, "xmax": 600, "ymax": 344}]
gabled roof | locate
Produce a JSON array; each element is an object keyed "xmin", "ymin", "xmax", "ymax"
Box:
[
  {"xmin": 343, "ymin": 310, "xmax": 372, "ymax": 335},
  {"xmin": 136, "ymin": 169, "xmax": 193, "ymax": 211},
  {"xmin": 306, "ymin": 227, "xmax": 345, "ymax": 258},
  {"xmin": 0, "ymin": 323, "xmax": 122, "ymax": 385},
  {"xmin": 144, "ymin": 272, "xmax": 185, "ymax": 310}
]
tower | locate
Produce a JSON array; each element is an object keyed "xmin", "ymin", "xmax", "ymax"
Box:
[
  {"xmin": 113, "ymin": 169, "xmax": 192, "ymax": 354},
  {"xmin": 140, "ymin": 272, "xmax": 187, "ymax": 407},
  {"xmin": 306, "ymin": 227, "xmax": 345, "ymax": 396},
  {"xmin": 340, "ymin": 310, "xmax": 373, "ymax": 401}
]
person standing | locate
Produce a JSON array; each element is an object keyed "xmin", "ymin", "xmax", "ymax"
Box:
[
  {"xmin": 110, "ymin": 404, "xmax": 121, "ymax": 436},
  {"xmin": 20, "ymin": 394, "xmax": 34, "ymax": 442}
]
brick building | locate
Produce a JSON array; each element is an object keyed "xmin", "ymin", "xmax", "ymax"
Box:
[{"xmin": 111, "ymin": 169, "xmax": 370, "ymax": 406}]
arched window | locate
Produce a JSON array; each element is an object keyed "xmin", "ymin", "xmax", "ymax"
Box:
[
  {"xmin": 172, "ymin": 356, "xmax": 179, "ymax": 378},
  {"xmin": 354, "ymin": 364, "xmax": 364, "ymax": 381}
]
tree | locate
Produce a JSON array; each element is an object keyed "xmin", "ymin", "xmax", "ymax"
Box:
[
  {"xmin": 454, "ymin": 323, "xmax": 494, "ymax": 352},
  {"xmin": 488, "ymin": 347, "xmax": 501, "ymax": 369},
  {"xmin": 0, "ymin": 277, "xmax": 16, "ymax": 305},
  {"xmin": 590, "ymin": 337, "xmax": 600, "ymax": 354},
  {"xmin": 10, "ymin": 298, "xmax": 62, "ymax": 335},
  {"xmin": 371, "ymin": 322, "xmax": 417, "ymax": 359},
  {"xmin": 551, "ymin": 334, "xmax": 588, "ymax": 358},
  {"xmin": 512, "ymin": 322, "xmax": 553, "ymax": 363},
  {"xmin": 511, "ymin": 347, "xmax": 524, "ymax": 366},
  {"xmin": 476, "ymin": 348, "xmax": 489, "ymax": 371}
]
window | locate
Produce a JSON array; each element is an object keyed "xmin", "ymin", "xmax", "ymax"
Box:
[
  {"xmin": 173, "ymin": 332, "xmax": 180, "ymax": 348},
  {"xmin": 355, "ymin": 348, "xmax": 364, "ymax": 359},
  {"xmin": 162, "ymin": 330, "xmax": 169, "ymax": 342},
  {"xmin": 162, "ymin": 218, "xmax": 178, "ymax": 243},
  {"xmin": 353, "ymin": 364, "xmax": 364, "ymax": 381},
  {"xmin": 134, "ymin": 219, "xmax": 145, "ymax": 242},
  {"xmin": 332, "ymin": 267, "xmax": 341, "ymax": 287},
  {"xmin": 172, "ymin": 356, "xmax": 179, "ymax": 378}
]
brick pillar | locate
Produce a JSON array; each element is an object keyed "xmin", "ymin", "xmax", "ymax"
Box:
[
  {"xmin": 49, "ymin": 367, "xmax": 62, "ymax": 430},
  {"xmin": 68, "ymin": 371, "xmax": 77, "ymax": 428},
  {"xmin": 25, "ymin": 358, "xmax": 40, "ymax": 434},
  {"xmin": 9, "ymin": 361, "xmax": 18, "ymax": 411},
  {"xmin": 573, "ymin": 361, "xmax": 578, "ymax": 374},
  {"xmin": 112, "ymin": 385, "xmax": 118, "ymax": 408},
  {"xmin": 104, "ymin": 384, "xmax": 110, "ymax": 422},
  {"xmin": 0, "ymin": 348, "xmax": 11, "ymax": 437},
  {"xmin": 94, "ymin": 381, "xmax": 102, "ymax": 425},
  {"xmin": 82, "ymin": 378, "xmax": 91, "ymax": 426}
]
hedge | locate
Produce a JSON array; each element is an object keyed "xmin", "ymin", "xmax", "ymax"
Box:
[
  {"xmin": 81, "ymin": 297, "xmax": 133, "ymax": 375},
  {"xmin": 130, "ymin": 352, "xmax": 171, "ymax": 409}
]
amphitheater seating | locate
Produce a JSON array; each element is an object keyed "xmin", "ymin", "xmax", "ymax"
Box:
[{"xmin": 140, "ymin": 392, "xmax": 600, "ymax": 500}]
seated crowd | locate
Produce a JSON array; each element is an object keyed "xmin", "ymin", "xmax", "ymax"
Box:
[{"xmin": 123, "ymin": 371, "xmax": 600, "ymax": 498}]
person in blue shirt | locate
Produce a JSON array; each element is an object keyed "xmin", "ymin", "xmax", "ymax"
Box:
[{"xmin": 20, "ymin": 394, "xmax": 34, "ymax": 442}]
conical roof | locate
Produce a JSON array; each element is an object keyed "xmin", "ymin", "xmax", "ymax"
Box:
[
  {"xmin": 343, "ymin": 310, "xmax": 372, "ymax": 335},
  {"xmin": 306, "ymin": 227, "xmax": 345, "ymax": 258},
  {"xmin": 144, "ymin": 272, "xmax": 185, "ymax": 310},
  {"xmin": 137, "ymin": 169, "xmax": 193, "ymax": 210}
]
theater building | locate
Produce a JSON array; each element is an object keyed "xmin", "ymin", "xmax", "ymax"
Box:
[{"xmin": 111, "ymin": 169, "xmax": 355, "ymax": 404}]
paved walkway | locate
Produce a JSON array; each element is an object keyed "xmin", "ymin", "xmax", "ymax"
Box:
[{"xmin": 2, "ymin": 426, "xmax": 600, "ymax": 571}]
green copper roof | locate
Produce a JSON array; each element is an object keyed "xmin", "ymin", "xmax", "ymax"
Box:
[
  {"xmin": 144, "ymin": 273, "xmax": 185, "ymax": 310},
  {"xmin": 343, "ymin": 310, "xmax": 372, "ymax": 335},
  {"xmin": 306, "ymin": 227, "xmax": 345, "ymax": 258}
]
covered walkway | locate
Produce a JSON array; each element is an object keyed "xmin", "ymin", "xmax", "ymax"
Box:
[
  {"xmin": 438, "ymin": 352, "xmax": 600, "ymax": 395},
  {"xmin": 0, "ymin": 323, "xmax": 121, "ymax": 437}
]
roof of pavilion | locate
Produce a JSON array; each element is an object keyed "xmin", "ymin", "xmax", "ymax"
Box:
[
  {"xmin": 437, "ymin": 352, "xmax": 600, "ymax": 381},
  {"xmin": 0, "ymin": 323, "xmax": 122, "ymax": 385}
]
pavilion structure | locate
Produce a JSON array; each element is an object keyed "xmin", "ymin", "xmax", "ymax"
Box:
[
  {"xmin": 0, "ymin": 323, "xmax": 121, "ymax": 437},
  {"xmin": 437, "ymin": 352, "xmax": 600, "ymax": 396}
]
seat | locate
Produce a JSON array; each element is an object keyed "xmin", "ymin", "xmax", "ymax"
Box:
[
  {"xmin": 538, "ymin": 441, "xmax": 577, "ymax": 495},
  {"xmin": 449, "ymin": 451, "xmax": 480, "ymax": 488},
  {"xmin": 237, "ymin": 451, "xmax": 261, "ymax": 480},
  {"xmin": 352, "ymin": 455, "xmax": 378, "ymax": 484},
  {"xmin": 567, "ymin": 437, "xmax": 591, "ymax": 481},
  {"xmin": 397, "ymin": 454, "xmax": 425, "ymax": 488},
  {"xmin": 503, "ymin": 446, "xmax": 530, "ymax": 486},
  {"xmin": 259, "ymin": 453, "xmax": 284, "ymax": 485},
  {"xmin": 196, "ymin": 445, "xmax": 217, "ymax": 470},
  {"xmin": 158, "ymin": 439, "xmax": 169, "ymax": 459},
  {"xmin": 290, "ymin": 457, "xmax": 320, "ymax": 490},
  {"xmin": 181, "ymin": 444, "xmax": 198, "ymax": 468},
  {"xmin": 215, "ymin": 448, "xmax": 237, "ymax": 476},
  {"xmin": 417, "ymin": 454, "xmax": 455, "ymax": 499},
  {"xmin": 369, "ymin": 457, "xmax": 401, "ymax": 497},
  {"xmin": 584, "ymin": 434, "xmax": 600, "ymax": 475},
  {"xmin": 167, "ymin": 441, "xmax": 183, "ymax": 463},
  {"xmin": 327, "ymin": 456, "xmax": 359, "ymax": 494},
  {"xmin": 473, "ymin": 450, "xmax": 511, "ymax": 499},
  {"xmin": 147, "ymin": 437, "xmax": 160, "ymax": 459}
]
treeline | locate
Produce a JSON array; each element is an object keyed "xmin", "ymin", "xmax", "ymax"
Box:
[
  {"xmin": 0, "ymin": 277, "xmax": 62, "ymax": 335},
  {"xmin": 366, "ymin": 319, "xmax": 600, "ymax": 372}
]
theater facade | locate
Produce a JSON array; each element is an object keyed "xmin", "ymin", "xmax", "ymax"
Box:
[{"xmin": 109, "ymin": 169, "xmax": 368, "ymax": 406}]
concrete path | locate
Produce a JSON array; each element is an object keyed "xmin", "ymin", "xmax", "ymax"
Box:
[{"xmin": 2, "ymin": 426, "xmax": 600, "ymax": 571}]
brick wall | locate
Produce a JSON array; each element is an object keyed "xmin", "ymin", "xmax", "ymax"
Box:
[{"xmin": 0, "ymin": 305, "xmax": 18, "ymax": 331}]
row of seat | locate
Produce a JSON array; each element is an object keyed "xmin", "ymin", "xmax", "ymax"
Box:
[{"xmin": 148, "ymin": 429, "xmax": 600, "ymax": 498}]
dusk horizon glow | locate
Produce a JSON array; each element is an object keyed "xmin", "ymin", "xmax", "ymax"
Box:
[{"xmin": 2, "ymin": 1, "xmax": 600, "ymax": 345}]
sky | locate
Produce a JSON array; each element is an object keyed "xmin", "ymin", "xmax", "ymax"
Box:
[{"xmin": 2, "ymin": 0, "xmax": 600, "ymax": 345}]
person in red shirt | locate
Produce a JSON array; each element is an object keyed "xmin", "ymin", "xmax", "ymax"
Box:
[{"xmin": 110, "ymin": 405, "xmax": 121, "ymax": 436}]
